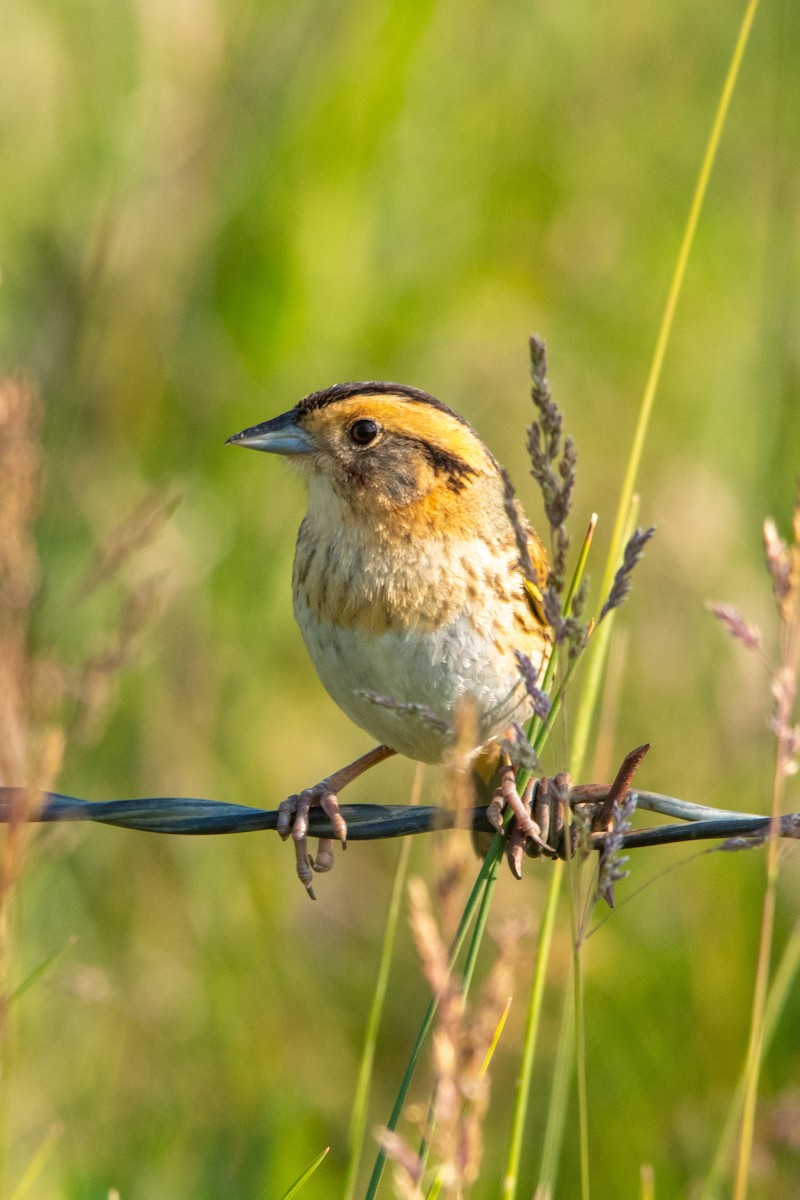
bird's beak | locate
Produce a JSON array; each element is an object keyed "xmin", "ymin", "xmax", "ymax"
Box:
[{"xmin": 226, "ymin": 409, "xmax": 314, "ymax": 456}]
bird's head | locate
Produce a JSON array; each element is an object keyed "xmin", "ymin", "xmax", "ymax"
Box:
[{"xmin": 227, "ymin": 382, "xmax": 503, "ymax": 532}]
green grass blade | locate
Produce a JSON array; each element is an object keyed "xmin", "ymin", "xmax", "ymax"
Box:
[
  {"xmin": 278, "ymin": 1145, "xmax": 330, "ymax": 1200},
  {"xmin": 525, "ymin": 513, "xmax": 598, "ymax": 752},
  {"xmin": 343, "ymin": 770, "xmax": 420, "ymax": 1200},
  {"xmin": 461, "ymin": 845, "xmax": 500, "ymax": 993},
  {"xmin": 571, "ymin": 893, "xmax": 590, "ymax": 1200},
  {"xmin": 501, "ymin": 859, "xmax": 563, "ymax": 1200},
  {"xmin": 480, "ymin": 996, "xmax": 513, "ymax": 1081},
  {"xmin": 8, "ymin": 1124, "xmax": 62, "ymax": 1200},
  {"xmin": 601, "ymin": 0, "xmax": 761, "ymax": 604},
  {"xmin": 7, "ymin": 936, "xmax": 77, "ymax": 1008},
  {"xmin": 569, "ymin": 493, "xmax": 639, "ymax": 785},
  {"xmin": 701, "ymin": 917, "xmax": 800, "ymax": 1199},
  {"xmin": 503, "ymin": 508, "xmax": 598, "ymax": 1200},
  {"xmin": 535, "ymin": 985, "xmax": 575, "ymax": 1196}
]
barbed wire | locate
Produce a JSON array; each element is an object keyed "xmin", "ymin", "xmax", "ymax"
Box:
[{"xmin": 1, "ymin": 785, "xmax": 798, "ymax": 854}]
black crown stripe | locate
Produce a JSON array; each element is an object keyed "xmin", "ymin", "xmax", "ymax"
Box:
[{"xmin": 295, "ymin": 381, "xmax": 470, "ymax": 427}]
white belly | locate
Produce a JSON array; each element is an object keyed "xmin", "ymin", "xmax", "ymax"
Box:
[{"xmin": 294, "ymin": 596, "xmax": 529, "ymax": 762}]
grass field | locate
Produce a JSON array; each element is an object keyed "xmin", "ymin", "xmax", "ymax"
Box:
[{"xmin": 1, "ymin": 1, "xmax": 799, "ymax": 1196}]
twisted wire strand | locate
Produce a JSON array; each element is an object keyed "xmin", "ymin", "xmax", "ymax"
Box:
[{"xmin": 1, "ymin": 787, "xmax": 798, "ymax": 850}]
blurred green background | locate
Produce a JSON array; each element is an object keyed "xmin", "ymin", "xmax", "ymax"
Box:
[{"xmin": 2, "ymin": 0, "xmax": 800, "ymax": 1196}]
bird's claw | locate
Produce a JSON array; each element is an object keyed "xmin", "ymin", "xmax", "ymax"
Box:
[
  {"xmin": 487, "ymin": 766, "xmax": 563, "ymax": 878},
  {"xmin": 278, "ymin": 783, "xmax": 347, "ymax": 898},
  {"xmin": 277, "ymin": 782, "xmax": 347, "ymax": 845},
  {"xmin": 275, "ymin": 746, "xmax": 395, "ymax": 897}
]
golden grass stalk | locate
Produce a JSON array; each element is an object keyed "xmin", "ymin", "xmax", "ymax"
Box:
[
  {"xmin": 732, "ymin": 500, "xmax": 800, "ymax": 1200},
  {"xmin": 0, "ymin": 378, "xmax": 60, "ymax": 1020}
]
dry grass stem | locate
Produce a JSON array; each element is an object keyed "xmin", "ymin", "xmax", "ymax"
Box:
[
  {"xmin": 382, "ymin": 878, "xmax": 520, "ymax": 1199},
  {"xmin": 76, "ymin": 490, "xmax": 181, "ymax": 599},
  {"xmin": 731, "ymin": 489, "xmax": 800, "ymax": 1200},
  {"xmin": 0, "ymin": 378, "xmax": 59, "ymax": 1023},
  {"xmin": 438, "ymin": 701, "xmax": 480, "ymax": 939},
  {"xmin": 68, "ymin": 574, "xmax": 168, "ymax": 743},
  {"xmin": 0, "ymin": 375, "xmax": 175, "ymax": 1033}
]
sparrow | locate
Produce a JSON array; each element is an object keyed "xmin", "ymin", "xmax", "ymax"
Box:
[{"xmin": 228, "ymin": 382, "xmax": 552, "ymax": 894}]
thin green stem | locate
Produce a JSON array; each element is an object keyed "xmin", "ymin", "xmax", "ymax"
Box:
[
  {"xmin": 701, "ymin": 917, "xmax": 800, "ymax": 1199},
  {"xmin": 501, "ymin": 511, "xmax": 597, "ymax": 1200},
  {"xmin": 527, "ymin": 514, "xmax": 598, "ymax": 751},
  {"xmin": 569, "ymin": 494, "xmax": 640, "ymax": 783},
  {"xmin": 535, "ymin": 984, "xmax": 575, "ymax": 1196},
  {"xmin": 601, "ymin": 0, "xmax": 761, "ymax": 604},
  {"xmin": 343, "ymin": 820, "xmax": 415, "ymax": 1200},
  {"xmin": 569, "ymin": 872, "xmax": 590, "ymax": 1200},
  {"xmin": 7, "ymin": 1123, "xmax": 62, "ymax": 1200},
  {"xmin": 461, "ymin": 848, "xmax": 500, "ymax": 994},
  {"xmin": 561, "ymin": 770, "xmax": 591, "ymax": 1200},
  {"xmin": 564, "ymin": 514, "xmax": 598, "ymax": 616},
  {"xmin": 501, "ymin": 859, "xmax": 563, "ymax": 1200}
]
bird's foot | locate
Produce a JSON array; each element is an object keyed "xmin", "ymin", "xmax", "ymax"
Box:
[
  {"xmin": 278, "ymin": 783, "xmax": 346, "ymax": 899},
  {"xmin": 487, "ymin": 766, "xmax": 566, "ymax": 878},
  {"xmin": 278, "ymin": 745, "xmax": 396, "ymax": 897}
]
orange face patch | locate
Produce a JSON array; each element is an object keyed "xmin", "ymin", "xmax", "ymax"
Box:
[{"xmin": 301, "ymin": 393, "xmax": 495, "ymax": 478}]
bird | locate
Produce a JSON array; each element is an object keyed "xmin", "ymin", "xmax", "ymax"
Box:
[{"xmin": 227, "ymin": 381, "xmax": 552, "ymax": 895}]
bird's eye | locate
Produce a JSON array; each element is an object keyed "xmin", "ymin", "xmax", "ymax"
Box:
[{"xmin": 349, "ymin": 418, "xmax": 380, "ymax": 446}]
